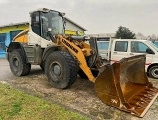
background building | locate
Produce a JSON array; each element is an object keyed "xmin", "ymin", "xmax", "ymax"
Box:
[
  {"xmin": 0, "ymin": 22, "xmax": 28, "ymax": 58},
  {"xmin": 0, "ymin": 18, "xmax": 86, "ymax": 58},
  {"xmin": 64, "ymin": 17, "xmax": 86, "ymax": 35},
  {"xmin": 87, "ymin": 33, "xmax": 115, "ymax": 38}
]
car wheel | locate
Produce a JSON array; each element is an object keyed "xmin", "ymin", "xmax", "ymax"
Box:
[{"xmin": 148, "ymin": 66, "xmax": 158, "ymax": 79}]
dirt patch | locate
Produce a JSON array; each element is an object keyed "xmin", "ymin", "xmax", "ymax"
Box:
[{"xmin": 5, "ymin": 68, "xmax": 158, "ymax": 120}]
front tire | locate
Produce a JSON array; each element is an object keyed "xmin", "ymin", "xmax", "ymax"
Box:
[
  {"xmin": 45, "ymin": 51, "xmax": 77, "ymax": 89},
  {"xmin": 148, "ymin": 66, "xmax": 158, "ymax": 79},
  {"xmin": 9, "ymin": 49, "xmax": 31, "ymax": 76}
]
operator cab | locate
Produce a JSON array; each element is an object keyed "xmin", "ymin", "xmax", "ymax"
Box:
[{"xmin": 30, "ymin": 8, "xmax": 65, "ymax": 40}]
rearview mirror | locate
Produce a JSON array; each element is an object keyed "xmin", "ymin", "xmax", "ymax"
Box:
[{"xmin": 146, "ymin": 48, "xmax": 154, "ymax": 54}]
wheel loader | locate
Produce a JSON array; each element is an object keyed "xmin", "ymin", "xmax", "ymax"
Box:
[{"xmin": 7, "ymin": 8, "xmax": 158, "ymax": 117}]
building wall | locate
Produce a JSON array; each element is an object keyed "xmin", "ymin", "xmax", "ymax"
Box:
[
  {"xmin": 65, "ymin": 20, "xmax": 84, "ymax": 35},
  {"xmin": 87, "ymin": 33, "xmax": 115, "ymax": 38},
  {"xmin": 0, "ymin": 24, "xmax": 28, "ymax": 58}
]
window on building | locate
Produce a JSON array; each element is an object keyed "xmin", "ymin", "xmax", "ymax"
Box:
[
  {"xmin": 10, "ymin": 30, "xmax": 22, "ymax": 42},
  {"xmin": 114, "ymin": 41, "xmax": 128, "ymax": 52},
  {"xmin": 0, "ymin": 33, "xmax": 6, "ymax": 51}
]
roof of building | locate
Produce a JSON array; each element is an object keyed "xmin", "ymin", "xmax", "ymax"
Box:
[
  {"xmin": 0, "ymin": 22, "xmax": 29, "ymax": 28},
  {"xmin": 87, "ymin": 33, "xmax": 115, "ymax": 37},
  {"xmin": 0, "ymin": 17, "xmax": 86, "ymax": 31},
  {"xmin": 64, "ymin": 17, "xmax": 86, "ymax": 31}
]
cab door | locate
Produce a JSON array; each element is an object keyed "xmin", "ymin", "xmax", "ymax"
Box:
[
  {"xmin": 97, "ymin": 41, "xmax": 109, "ymax": 60},
  {"xmin": 110, "ymin": 40, "xmax": 129, "ymax": 64}
]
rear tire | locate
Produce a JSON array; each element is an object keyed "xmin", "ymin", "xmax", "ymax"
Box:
[
  {"xmin": 9, "ymin": 49, "xmax": 31, "ymax": 76},
  {"xmin": 148, "ymin": 66, "xmax": 158, "ymax": 79},
  {"xmin": 45, "ymin": 51, "xmax": 77, "ymax": 89}
]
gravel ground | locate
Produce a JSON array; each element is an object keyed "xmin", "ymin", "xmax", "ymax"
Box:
[{"xmin": 0, "ymin": 58, "xmax": 158, "ymax": 120}]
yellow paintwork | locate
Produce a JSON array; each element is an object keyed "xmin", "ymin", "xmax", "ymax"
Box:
[
  {"xmin": 82, "ymin": 48, "xmax": 92, "ymax": 56},
  {"xmin": 81, "ymin": 42, "xmax": 90, "ymax": 48},
  {"xmin": 14, "ymin": 29, "xmax": 29, "ymax": 43},
  {"xmin": 57, "ymin": 35, "xmax": 95, "ymax": 82},
  {"xmin": 64, "ymin": 30, "xmax": 84, "ymax": 36}
]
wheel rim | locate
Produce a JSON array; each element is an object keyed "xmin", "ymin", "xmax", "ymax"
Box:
[
  {"xmin": 50, "ymin": 62, "xmax": 61, "ymax": 82},
  {"xmin": 13, "ymin": 57, "xmax": 19, "ymax": 70},
  {"xmin": 152, "ymin": 68, "xmax": 158, "ymax": 78}
]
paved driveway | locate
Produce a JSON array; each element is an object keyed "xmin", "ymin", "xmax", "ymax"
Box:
[
  {"xmin": 0, "ymin": 58, "xmax": 41, "ymax": 81},
  {"xmin": 0, "ymin": 59, "xmax": 158, "ymax": 120},
  {"xmin": 0, "ymin": 59, "xmax": 15, "ymax": 81}
]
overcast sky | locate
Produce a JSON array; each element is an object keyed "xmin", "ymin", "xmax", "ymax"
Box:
[{"xmin": 0, "ymin": 0, "xmax": 158, "ymax": 36}]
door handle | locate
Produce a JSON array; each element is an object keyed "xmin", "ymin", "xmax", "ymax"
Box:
[
  {"xmin": 113, "ymin": 52, "xmax": 117, "ymax": 54},
  {"xmin": 130, "ymin": 53, "xmax": 134, "ymax": 55}
]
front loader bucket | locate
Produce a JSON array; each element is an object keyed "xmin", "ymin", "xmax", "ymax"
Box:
[{"xmin": 95, "ymin": 55, "xmax": 158, "ymax": 117}]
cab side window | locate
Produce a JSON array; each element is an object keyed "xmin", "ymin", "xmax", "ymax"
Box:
[
  {"xmin": 31, "ymin": 12, "xmax": 41, "ymax": 36},
  {"xmin": 40, "ymin": 13, "xmax": 49, "ymax": 40}
]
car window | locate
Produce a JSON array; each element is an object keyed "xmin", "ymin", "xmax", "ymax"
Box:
[
  {"xmin": 114, "ymin": 41, "xmax": 128, "ymax": 52},
  {"xmin": 131, "ymin": 41, "xmax": 152, "ymax": 53},
  {"xmin": 97, "ymin": 42, "xmax": 109, "ymax": 50}
]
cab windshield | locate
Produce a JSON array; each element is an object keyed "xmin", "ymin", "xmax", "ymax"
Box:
[{"xmin": 41, "ymin": 10, "xmax": 64, "ymax": 39}]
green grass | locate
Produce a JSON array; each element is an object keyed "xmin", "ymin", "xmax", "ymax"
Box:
[{"xmin": 0, "ymin": 83, "xmax": 89, "ymax": 120}]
